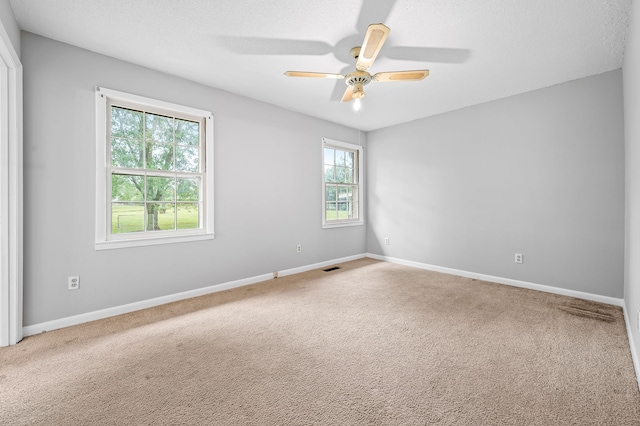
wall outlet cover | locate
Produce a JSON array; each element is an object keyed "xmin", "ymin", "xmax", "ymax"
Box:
[{"xmin": 68, "ymin": 276, "xmax": 80, "ymax": 290}]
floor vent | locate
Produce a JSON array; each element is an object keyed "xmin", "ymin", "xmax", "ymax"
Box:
[{"xmin": 323, "ymin": 267, "xmax": 340, "ymax": 272}]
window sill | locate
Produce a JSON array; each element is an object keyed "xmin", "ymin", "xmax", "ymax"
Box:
[
  {"xmin": 322, "ymin": 221, "xmax": 364, "ymax": 229},
  {"xmin": 95, "ymin": 232, "xmax": 215, "ymax": 250}
]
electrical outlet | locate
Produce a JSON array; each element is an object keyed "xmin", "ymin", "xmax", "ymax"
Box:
[
  {"xmin": 514, "ymin": 253, "xmax": 523, "ymax": 264},
  {"xmin": 296, "ymin": 244, "xmax": 302, "ymax": 253},
  {"xmin": 68, "ymin": 276, "xmax": 79, "ymax": 290},
  {"xmin": 384, "ymin": 237, "xmax": 389, "ymax": 245}
]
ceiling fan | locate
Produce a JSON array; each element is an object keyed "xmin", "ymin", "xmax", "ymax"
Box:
[{"xmin": 284, "ymin": 23, "xmax": 430, "ymax": 111}]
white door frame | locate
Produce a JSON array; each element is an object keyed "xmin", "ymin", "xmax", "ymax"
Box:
[{"xmin": 0, "ymin": 21, "xmax": 22, "ymax": 347}]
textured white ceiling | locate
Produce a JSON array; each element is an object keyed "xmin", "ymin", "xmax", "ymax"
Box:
[{"xmin": 9, "ymin": 0, "xmax": 632, "ymax": 131}]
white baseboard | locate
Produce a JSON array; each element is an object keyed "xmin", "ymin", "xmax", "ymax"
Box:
[
  {"xmin": 623, "ymin": 304, "xmax": 640, "ymax": 392},
  {"xmin": 22, "ymin": 272, "xmax": 270, "ymax": 337},
  {"xmin": 23, "ymin": 253, "xmax": 368, "ymax": 337},
  {"xmin": 20, "ymin": 252, "xmax": 640, "ymax": 390},
  {"xmin": 25, "ymin": 253, "xmax": 622, "ymax": 337},
  {"xmin": 366, "ymin": 253, "xmax": 624, "ymax": 307}
]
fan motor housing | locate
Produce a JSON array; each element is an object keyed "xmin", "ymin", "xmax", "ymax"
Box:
[{"xmin": 345, "ymin": 70, "xmax": 372, "ymax": 87}]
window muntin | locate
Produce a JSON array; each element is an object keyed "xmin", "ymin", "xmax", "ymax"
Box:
[
  {"xmin": 322, "ymin": 138, "xmax": 363, "ymax": 228},
  {"xmin": 96, "ymin": 87, "xmax": 214, "ymax": 249}
]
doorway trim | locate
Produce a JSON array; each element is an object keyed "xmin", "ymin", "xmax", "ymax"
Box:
[{"xmin": 0, "ymin": 21, "xmax": 22, "ymax": 347}]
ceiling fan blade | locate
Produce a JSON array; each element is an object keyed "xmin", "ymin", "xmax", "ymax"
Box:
[
  {"xmin": 356, "ymin": 23, "xmax": 390, "ymax": 71},
  {"xmin": 284, "ymin": 71, "xmax": 344, "ymax": 79},
  {"xmin": 373, "ymin": 70, "xmax": 430, "ymax": 82},
  {"xmin": 341, "ymin": 85, "xmax": 354, "ymax": 103}
]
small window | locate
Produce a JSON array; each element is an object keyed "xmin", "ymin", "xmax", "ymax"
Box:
[
  {"xmin": 95, "ymin": 87, "xmax": 214, "ymax": 249},
  {"xmin": 322, "ymin": 138, "xmax": 364, "ymax": 228}
]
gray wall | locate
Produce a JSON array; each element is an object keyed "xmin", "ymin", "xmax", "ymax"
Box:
[
  {"xmin": 367, "ymin": 70, "xmax": 625, "ymax": 298},
  {"xmin": 22, "ymin": 32, "xmax": 366, "ymax": 326},
  {"xmin": 624, "ymin": 0, "xmax": 640, "ymax": 368}
]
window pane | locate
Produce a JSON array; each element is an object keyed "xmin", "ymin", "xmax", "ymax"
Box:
[
  {"xmin": 112, "ymin": 174, "xmax": 144, "ymax": 201},
  {"xmin": 338, "ymin": 186, "xmax": 351, "ymax": 203},
  {"xmin": 336, "ymin": 150, "xmax": 345, "ymax": 167},
  {"xmin": 146, "ymin": 113, "xmax": 174, "ymax": 143},
  {"xmin": 111, "ymin": 137, "xmax": 143, "ymax": 168},
  {"xmin": 111, "ymin": 107, "xmax": 143, "ymax": 139},
  {"xmin": 337, "ymin": 202, "xmax": 348, "ymax": 219},
  {"xmin": 326, "ymin": 202, "xmax": 337, "ymax": 220},
  {"xmin": 112, "ymin": 202, "xmax": 144, "ymax": 234},
  {"xmin": 335, "ymin": 167, "xmax": 347, "ymax": 183},
  {"xmin": 324, "ymin": 148, "xmax": 334, "ymax": 165},
  {"xmin": 324, "ymin": 165, "xmax": 335, "ymax": 183},
  {"xmin": 175, "ymin": 146, "xmax": 199, "ymax": 172},
  {"xmin": 345, "ymin": 151, "xmax": 354, "ymax": 168},
  {"xmin": 147, "ymin": 142, "xmax": 174, "ymax": 170},
  {"xmin": 177, "ymin": 203, "xmax": 199, "ymax": 229},
  {"xmin": 146, "ymin": 202, "xmax": 175, "ymax": 231},
  {"xmin": 344, "ymin": 167, "xmax": 354, "ymax": 184},
  {"xmin": 177, "ymin": 178, "xmax": 200, "ymax": 201},
  {"xmin": 175, "ymin": 119, "xmax": 199, "ymax": 146},
  {"xmin": 325, "ymin": 185, "xmax": 336, "ymax": 202},
  {"xmin": 147, "ymin": 176, "xmax": 175, "ymax": 201}
]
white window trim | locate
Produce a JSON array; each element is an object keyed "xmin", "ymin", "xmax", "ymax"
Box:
[
  {"xmin": 322, "ymin": 137, "xmax": 364, "ymax": 229},
  {"xmin": 95, "ymin": 87, "xmax": 214, "ymax": 250}
]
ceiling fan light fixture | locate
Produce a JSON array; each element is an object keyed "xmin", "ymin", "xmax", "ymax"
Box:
[
  {"xmin": 352, "ymin": 83, "xmax": 365, "ymax": 112},
  {"xmin": 352, "ymin": 83, "xmax": 365, "ymax": 99},
  {"xmin": 353, "ymin": 98, "xmax": 362, "ymax": 112}
]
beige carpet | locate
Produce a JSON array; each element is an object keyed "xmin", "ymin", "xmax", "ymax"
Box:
[{"xmin": 1, "ymin": 258, "xmax": 639, "ymax": 425}]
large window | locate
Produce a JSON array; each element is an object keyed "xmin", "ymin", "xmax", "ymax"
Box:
[
  {"xmin": 95, "ymin": 87, "xmax": 214, "ymax": 249},
  {"xmin": 322, "ymin": 138, "xmax": 364, "ymax": 228}
]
